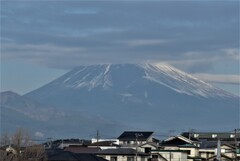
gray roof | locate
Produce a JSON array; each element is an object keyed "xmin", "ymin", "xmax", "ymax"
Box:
[
  {"xmin": 200, "ymin": 141, "xmax": 235, "ymax": 149},
  {"xmin": 96, "ymin": 148, "xmax": 149, "ymax": 156},
  {"xmin": 118, "ymin": 131, "xmax": 153, "ymax": 141},
  {"xmin": 64, "ymin": 147, "xmax": 101, "ymax": 154},
  {"xmin": 47, "ymin": 151, "xmax": 107, "ymax": 161}
]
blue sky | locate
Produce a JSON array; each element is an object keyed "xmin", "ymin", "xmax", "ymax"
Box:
[{"xmin": 1, "ymin": 1, "xmax": 239, "ymax": 95}]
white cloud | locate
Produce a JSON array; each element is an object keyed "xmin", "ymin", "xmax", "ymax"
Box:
[
  {"xmin": 193, "ymin": 73, "xmax": 240, "ymax": 85},
  {"xmin": 222, "ymin": 48, "xmax": 239, "ymax": 61},
  {"xmin": 122, "ymin": 39, "xmax": 169, "ymax": 47},
  {"xmin": 35, "ymin": 131, "xmax": 44, "ymax": 138},
  {"xmin": 2, "ymin": 43, "xmax": 85, "ymax": 60}
]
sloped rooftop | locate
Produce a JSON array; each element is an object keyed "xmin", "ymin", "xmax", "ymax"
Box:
[{"xmin": 118, "ymin": 131, "xmax": 153, "ymax": 141}]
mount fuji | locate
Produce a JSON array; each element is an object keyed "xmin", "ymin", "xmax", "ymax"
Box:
[
  {"xmin": 0, "ymin": 64, "xmax": 240, "ymax": 137},
  {"xmin": 23, "ymin": 63, "xmax": 239, "ymax": 134}
]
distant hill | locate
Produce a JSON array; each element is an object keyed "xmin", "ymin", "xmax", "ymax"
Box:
[{"xmin": 0, "ymin": 91, "xmax": 125, "ymax": 138}]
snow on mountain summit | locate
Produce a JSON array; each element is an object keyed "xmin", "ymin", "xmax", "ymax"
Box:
[
  {"xmin": 24, "ymin": 63, "xmax": 239, "ymax": 132},
  {"xmin": 50, "ymin": 63, "xmax": 234, "ymax": 99},
  {"xmin": 57, "ymin": 64, "xmax": 113, "ymax": 90},
  {"xmin": 142, "ymin": 63, "xmax": 234, "ymax": 98}
]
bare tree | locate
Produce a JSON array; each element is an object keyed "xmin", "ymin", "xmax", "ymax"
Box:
[
  {"xmin": 21, "ymin": 144, "xmax": 46, "ymax": 161},
  {"xmin": 0, "ymin": 132, "xmax": 11, "ymax": 146},
  {"xmin": 0, "ymin": 128, "xmax": 46, "ymax": 161}
]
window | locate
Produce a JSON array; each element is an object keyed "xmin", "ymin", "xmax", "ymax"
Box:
[
  {"xmin": 127, "ymin": 157, "xmax": 134, "ymax": 161},
  {"xmin": 145, "ymin": 147, "xmax": 151, "ymax": 153},
  {"xmin": 110, "ymin": 157, "xmax": 117, "ymax": 161},
  {"xmin": 186, "ymin": 150, "xmax": 191, "ymax": 155}
]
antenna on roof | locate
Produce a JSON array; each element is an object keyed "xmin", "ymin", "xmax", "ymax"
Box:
[
  {"xmin": 234, "ymin": 129, "xmax": 239, "ymax": 161},
  {"xmin": 61, "ymin": 139, "xmax": 64, "ymax": 149},
  {"xmin": 216, "ymin": 138, "xmax": 221, "ymax": 161},
  {"xmin": 188, "ymin": 128, "xmax": 197, "ymax": 140},
  {"xmin": 189, "ymin": 128, "xmax": 192, "ymax": 140},
  {"xmin": 96, "ymin": 130, "xmax": 100, "ymax": 150}
]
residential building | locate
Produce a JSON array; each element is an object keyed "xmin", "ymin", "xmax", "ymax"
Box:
[
  {"xmin": 199, "ymin": 142, "xmax": 236, "ymax": 161},
  {"xmin": 151, "ymin": 149, "xmax": 188, "ymax": 161},
  {"xmin": 118, "ymin": 131, "xmax": 155, "ymax": 146},
  {"xmin": 89, "ymin": 141, "xmax": 120, "ymax": 150},
  {"xmin": 161, "ymin": 135, "xmax": 202, "ymax": 161},
  {"xmin": 95, "ymin": 148, "xmax": 150, "ymax": 161}
]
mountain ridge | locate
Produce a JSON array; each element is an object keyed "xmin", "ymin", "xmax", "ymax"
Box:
[{"xmin": 0, "ymin": 91, "xmax": 126, "ymax": 138}]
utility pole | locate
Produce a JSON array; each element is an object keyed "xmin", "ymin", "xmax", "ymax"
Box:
[
  {"xmin": 96, "ymin": 130, "xmax": 100, "ymax": 149},
  {"xmin": 234, "ymin": 129, "xmax": 238, "ymax": 161},
  {"xmin": 216, "ymin": 138, "xmax": 221, "ymax": 161},
  {"xmin": 61, "ymin": 139, "xmax": 63, "ymax": 149},
  {"xmin": 189, "ymin": 128, "xmax": 193, "ymax": 140},
  {"xmin": 135, "ymin": 133, "xmax": 138, "ymax": 161},
  {"xmin": 169, "ymin": 151, "xmax": 172, "ymax": 161}
]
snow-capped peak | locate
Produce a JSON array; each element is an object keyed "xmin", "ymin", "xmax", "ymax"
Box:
[
  {"xmin": 53, "ymin": 63, "xmax": 235, "ymax": 98},
  {"xmin": 57, "ymin": 64, "xmax": 113, "ymax": 91},
  {"xmin": 140, "ymin": 63, "xmax": 233, "ymax": 98}
]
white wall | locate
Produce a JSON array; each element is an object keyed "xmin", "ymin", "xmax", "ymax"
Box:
[
  {"xmin": 152, "ymin": 151, "xmax": 188, "ymax": 161},
  {"xmin": 102, "ymin": 155, "xmax": 148, "ymax": 161},
  {"xmin": 91, "ymin": 138, "xmax": 120, "ymax": 145}
]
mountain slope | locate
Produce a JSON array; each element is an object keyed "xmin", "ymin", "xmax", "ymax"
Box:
[
  {"xmin": 24, "ymin": 63, "xmax": 239, "ymax": 133},
  {"xmin": 0, "ymin": 91, "xmax": 125, "ymax": 138}
]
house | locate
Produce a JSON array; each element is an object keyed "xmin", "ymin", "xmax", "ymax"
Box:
[
  {"xmin": 182, "ymin": 131, "xmax": 240, "ymax": 160},
  {"xmin": 161, "ymin": 135, "xmax": 202, "ymax": 161},
  {"xmin": 138, "ymin": 142, "xmax": 159, "ymax": 154},
  {"xmin": 92, "ymin": 139, "xmax": 120, "ymax": 145},
  {"xmin": 55, "ymin": 139, "xmax": 90, "ymax": 149},
  {"xmin": 151, "ymin": 149, "xmax": 188, "ymax": 161},
  {"xmin": 88, "ymin": 141, "xmax": 120, "ymax": 149},
  {"xmin": 118, "ymin": 131, "xmax": 155, "ymax": 147},
  {"xmin": 95, "ymin": 148, "xmax": 150, "ymax": 161},
  {"xmin": 199, "ymin": 142, "xmax": 236, "ymax": 161}
]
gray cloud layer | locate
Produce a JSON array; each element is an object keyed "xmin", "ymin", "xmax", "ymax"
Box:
[
  {"xmin": 193, "ymin": 73, "xmax": 240, "ymax": 85},
  {"xmin": 1, "ymin": 1, "xmax": 239, "ymax": 73}
]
